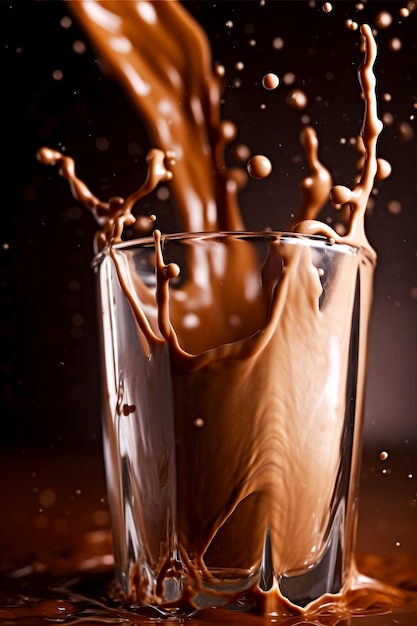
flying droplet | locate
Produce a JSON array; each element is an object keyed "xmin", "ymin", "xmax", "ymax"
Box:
[
  {"xmin": 330, "ymin": 185, "xmax": 353, "ymax": 205},
  {"xmin": 376, "ymin": 158, "xmax": 392, "ymax": 180},
  {"xmin": 262, "ymin": 73, "xmax": 280, "ymax": 90},
  {"xmin": 247, "ymin": 155, "xmax": 272, "ymax": 179},
  {"xmin": 286, "ymin": 88, "xmax": 308, "ymax": 109}
]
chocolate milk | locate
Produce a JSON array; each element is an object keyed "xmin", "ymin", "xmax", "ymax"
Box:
[{"xmin": 36, "ymin": 1, "xmax": 415, "ymax": 619}]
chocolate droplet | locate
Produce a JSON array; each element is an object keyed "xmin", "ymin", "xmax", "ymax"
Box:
[{"xmin": 247, "ymin": 155, "xmax": 272, "ymax": 179}]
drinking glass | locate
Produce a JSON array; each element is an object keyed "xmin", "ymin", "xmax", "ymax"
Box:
[{"xmin": 94, "ymin": 231, "xmax": 375, "ymax": 615}]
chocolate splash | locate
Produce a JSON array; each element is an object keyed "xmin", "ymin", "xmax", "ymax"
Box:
[{"xmin": 34, "ymin": 0, "xmax": 417, "ymax": 621}]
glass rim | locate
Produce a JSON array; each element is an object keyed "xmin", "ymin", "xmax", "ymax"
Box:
[{"xmin": 93, "ymin": 230, "xmax": 376, "ymax": 264}]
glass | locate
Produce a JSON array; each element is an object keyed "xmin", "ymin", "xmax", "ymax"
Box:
[{"xmin": 94, "ymin": 231, "xmax": 375, "ymax": 615}]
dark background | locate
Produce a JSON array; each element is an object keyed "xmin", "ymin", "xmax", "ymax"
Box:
[{"xmin": 0, "ymin": 1, "xmax": 416, "ymax": 555}]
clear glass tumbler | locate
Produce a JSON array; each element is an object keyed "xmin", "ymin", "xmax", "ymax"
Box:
[{"xmin": 94, "ymin": 231, "xmax": 375, "ymax": 615}]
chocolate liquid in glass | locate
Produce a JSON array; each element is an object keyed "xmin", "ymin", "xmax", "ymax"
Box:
[{"xmin": 30, "ymin": 0, "xmax": 417, "ymax": 622}]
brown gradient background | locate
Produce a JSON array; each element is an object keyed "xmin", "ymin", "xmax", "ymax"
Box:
[{"xmin": 1, "ymin": 0, "xmax": 416, "ymax": 565}]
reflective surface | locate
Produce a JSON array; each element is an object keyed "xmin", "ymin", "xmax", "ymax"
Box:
[{"xmin": 1, "ymin": 446, "xmax": 416, "ymax": 625}]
